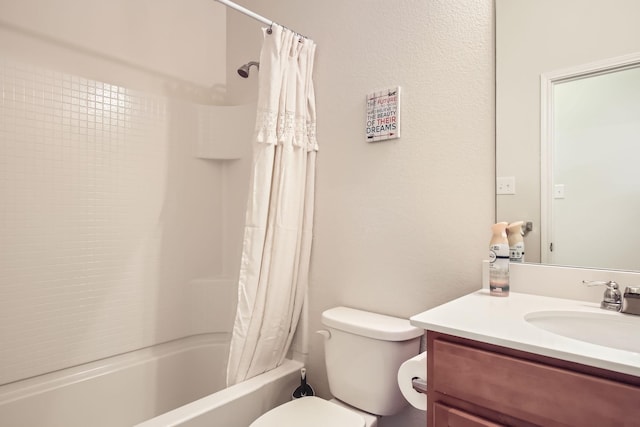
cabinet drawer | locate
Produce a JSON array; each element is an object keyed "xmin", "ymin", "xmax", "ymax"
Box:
[
  {"xmin": 434, "ymin": 402, "xmax": 505, "ymax": 427},
  {"xmin": 433, "ymin": 339, "xmax": 640, "ymax": 427}
]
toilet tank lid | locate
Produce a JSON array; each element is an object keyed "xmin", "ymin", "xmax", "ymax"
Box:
[{"xmin": 321, "ymin": 307, "xmax": 423, "ymax": 341}]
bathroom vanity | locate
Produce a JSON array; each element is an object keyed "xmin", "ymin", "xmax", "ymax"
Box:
[{"xmin": 410, "ymin": 290, "xmax": 640, "ymax": 427}]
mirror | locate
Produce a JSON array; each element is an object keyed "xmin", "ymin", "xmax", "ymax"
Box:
[
  {"xmin": 496, "ymin": 0, "xmax": 640, "ymax": 271},
  {"xmin": 542, "ymin": 62, "xmax": 640, "ymax": 271}
]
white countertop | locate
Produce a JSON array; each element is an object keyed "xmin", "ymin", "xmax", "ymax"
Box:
[{"xmin": 410, "ymin": 290, "xmax": 640, "ymax": 377}]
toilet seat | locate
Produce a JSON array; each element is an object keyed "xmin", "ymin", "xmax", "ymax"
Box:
[{"xmin": 250, "ymin": 396, "xmax": 365, "ymax": 427}]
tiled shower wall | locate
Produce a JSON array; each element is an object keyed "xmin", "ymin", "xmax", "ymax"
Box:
[{"xmin": 0, "ymin": 58, "xmax": 226, "ymax": 385}]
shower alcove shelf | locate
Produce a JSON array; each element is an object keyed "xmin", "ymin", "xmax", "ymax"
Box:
[{"xmin": 196, "ymin": 103, "xmax": 256, "ymax": 159}]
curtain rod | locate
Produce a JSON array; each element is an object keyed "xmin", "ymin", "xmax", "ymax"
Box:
[{"xmin": 214, "ymin": 0, "xmax": 306, "ymax": 38}]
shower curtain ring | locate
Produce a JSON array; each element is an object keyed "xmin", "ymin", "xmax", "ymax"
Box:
[{"xmin": 267, "ymin": 22, "xmax": 273, "ymax": 34}]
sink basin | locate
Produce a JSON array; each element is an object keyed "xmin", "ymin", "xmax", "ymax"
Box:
[{"xmin": 525, "ymin": 310, "xmax": 640, "ymax": 353}]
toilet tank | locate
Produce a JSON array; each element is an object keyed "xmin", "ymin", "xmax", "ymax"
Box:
[{"xmin": 320, "ymin": 307, "xmax": 422, "ymax": 416}]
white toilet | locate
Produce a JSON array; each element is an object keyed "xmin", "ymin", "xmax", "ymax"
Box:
[{"xmin": 250, "ymin": 306, "xmax": 423, "ymax": 427}]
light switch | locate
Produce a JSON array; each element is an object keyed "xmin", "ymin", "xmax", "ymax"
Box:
[
  {"xmin": 496, "ymin": 176, "xmax": 516, "ymax": 195},
  {"xmin": 554, "ymin": 184, "xmax": 565, "ymax": 199}
]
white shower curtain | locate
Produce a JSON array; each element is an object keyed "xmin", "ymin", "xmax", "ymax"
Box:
[{"xmin": 226, "ymin": 25, "xmax": 318, "ymax": 386}]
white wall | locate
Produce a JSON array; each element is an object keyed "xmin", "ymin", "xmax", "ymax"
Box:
[
  {"xmin": 224, "ymin": 1, "xmax": 495, "ymax": 425},
  {"xmin": 0, "ymin": 0, "xmax": 226, "ymax": 92},
  {"xmin": 496, "ymin": 0, "xmax": 640, "ymax": 262},
  {"xmin": 0, "ymin": 0, "xmax": 230, "ymax": 385}
]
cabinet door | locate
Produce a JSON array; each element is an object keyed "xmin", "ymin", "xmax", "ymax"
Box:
[
  {"xmin": 434, "ymin": 403, "xmax": 505, "ymax": 427},
  {"xmin": 432, "ymin": 339, "xmax": 640, "ymax": 426}
]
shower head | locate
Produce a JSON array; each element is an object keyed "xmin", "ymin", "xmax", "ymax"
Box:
[{"xmin": 237, "ymin": 61, "xmax": 260, "ymax": 78}]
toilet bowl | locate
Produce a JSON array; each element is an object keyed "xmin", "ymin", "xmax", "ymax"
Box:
[
  {"xmin": 250, "ymin": 396, "xmax": 377, "ymax": 427},
  {"xmin": 249, "ymin": 306, "xmax": 422, "ymax": 427},
  {"xmin": 329, "ymin": 398, "xmax": 378, "ymax": 426}
]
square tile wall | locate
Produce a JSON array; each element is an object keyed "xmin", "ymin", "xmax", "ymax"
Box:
[{"xmin": 0, "ymin": 58, "xmax": 218, "ymax": 385}]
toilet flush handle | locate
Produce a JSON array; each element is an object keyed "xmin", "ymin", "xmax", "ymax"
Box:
[{"xmin": 316, "ymin": 329, "xmax": 331, "ymax": 340}]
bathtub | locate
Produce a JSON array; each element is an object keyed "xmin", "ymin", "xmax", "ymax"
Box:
[
  {"xmin": 135, "ymin": 358, "xmax": 304, "ymax": 427},
  {"xmin": 0, "ymin": 334, "xmax": 229, "ymax": 427}
]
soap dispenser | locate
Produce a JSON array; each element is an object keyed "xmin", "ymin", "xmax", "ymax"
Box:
[
  {"xmin": 489, "ymin": 222, "xmax": 510, "ymax": 297},
  {"xmin": 507, "ymin": 221, "xmax": 525, "ymax": 263}
]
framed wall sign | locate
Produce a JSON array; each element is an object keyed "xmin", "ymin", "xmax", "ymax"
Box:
[{"xmin": 366, "ymin": 86, "xmax": 401, "ymax": 142}]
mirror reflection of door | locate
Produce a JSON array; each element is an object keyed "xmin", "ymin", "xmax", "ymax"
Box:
[{"xmin": 544, "ymin": 64, "xmax": 640, "ymax": 270}]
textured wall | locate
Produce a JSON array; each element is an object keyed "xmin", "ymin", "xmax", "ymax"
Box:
[
  {"xmin": 225, "ymin": 1, "xmax": 494, "ymax": 425},
  {"xmin": 0, "ymin": 0, "xmax": 226, "ymax": 89}
]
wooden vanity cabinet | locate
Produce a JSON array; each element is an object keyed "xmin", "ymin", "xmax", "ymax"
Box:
[
  {"xmin": 434, "ymin": 402, "xmax": 504, "ymax": 427},
  {"xmin": 426, "ymin": 331, "xmax": 640, "ymax": 427}
]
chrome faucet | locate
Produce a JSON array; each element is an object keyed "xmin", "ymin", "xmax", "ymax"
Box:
[
  {"xmin": 582, "ymin": 280, "xmax": 622, "ymax": 311},
  {"xmin": 621, "ymin": 286, "xmax": 640, "ymax": 315}
]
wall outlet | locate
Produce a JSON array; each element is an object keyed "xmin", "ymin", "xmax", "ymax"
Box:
[{"xmin": 496, "ymin": 176, "xmax": 516, "ymax": 195}]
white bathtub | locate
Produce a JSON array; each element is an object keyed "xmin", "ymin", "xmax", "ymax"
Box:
[
  {"xmin": 135, "ymin": 358, "xmax": 304, "ymax": 427},
  {"xmin": 0, "ymin": 334, "xmax": 228, "ymax": 427}
]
